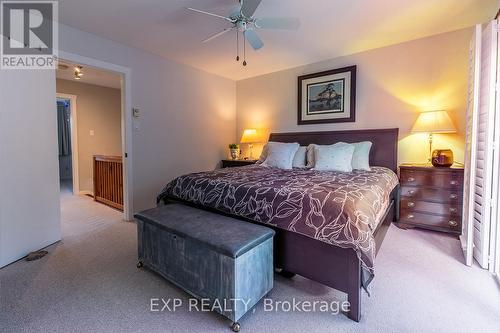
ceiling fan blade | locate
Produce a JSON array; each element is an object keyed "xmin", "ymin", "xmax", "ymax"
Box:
[
  {"xmin": 255, "ymin": 17, "xmax": 301, "ymax": 30},
  {"xmin": 240, "ymin": 0, "xmax": 262, "ymax": 18},
  {"xmin": 202, "ymin": 28, "xmax": 233, "ymax": 43},
  {"xmin": 244, "ymin": 29, "xmax": 264, "ymax": 50},
  {"xmin": 186, "ymin": 7, "xmax": 233, "ymax": 22},
  {"xmin": 229, "ymin": 5, "xmax": 241, "ymax": 19}
]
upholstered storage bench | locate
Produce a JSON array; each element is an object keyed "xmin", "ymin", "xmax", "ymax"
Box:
[{"xmin": 135, "ymin": 204, "xmax": 275, "ymax": 331}]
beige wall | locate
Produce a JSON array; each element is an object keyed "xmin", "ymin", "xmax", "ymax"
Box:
[
  {"xmin": 56, "ymin": 79, "xmax": 122, "ymax": 193},
  {"xmin": 236, "ymin": 28, "xmax": 472, "ymax": 164}
]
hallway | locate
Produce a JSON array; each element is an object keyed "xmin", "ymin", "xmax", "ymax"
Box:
[{"xmin": 59, "ymin": 184, "xmax": 124, "ymax": 239}]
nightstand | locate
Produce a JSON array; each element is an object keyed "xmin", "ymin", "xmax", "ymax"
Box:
[
  {"xmin": 398, "ymin": 164, "xmax": 464, "ymax": 235},
  {"xmin": 221, "ymin": 159, "xmax": 257, "ymax": 168}
]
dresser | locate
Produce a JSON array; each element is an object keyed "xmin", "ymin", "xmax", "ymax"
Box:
[{"xmin": 398, "ymin": 164, "xmax": 464, "ymax": 235}]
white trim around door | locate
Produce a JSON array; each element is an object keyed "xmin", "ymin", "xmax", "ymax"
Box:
[{"xmin": 58, "ymin": 51, "xmax": 134, "ymax": 221}]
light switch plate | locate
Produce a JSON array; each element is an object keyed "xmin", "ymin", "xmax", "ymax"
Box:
[
  {"xmin": 132, "ymin": 107, "xmax": 140, "ymax": 118},
  {"xmin": 89, "ymin": 130, "xmax": 95, "ymax": 136}
]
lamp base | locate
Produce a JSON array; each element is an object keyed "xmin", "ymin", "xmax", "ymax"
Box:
[
  {"xmin": 428, "ymin": 133, "xmax": 433, "ymax": 163},
  {"xmin": 248, "ymin": 143, "xmax": 254, "ymax": 160}
]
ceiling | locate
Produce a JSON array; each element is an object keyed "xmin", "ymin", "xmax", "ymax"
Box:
[
  {"xmin": 56, "ymin": 61, "xmax": 122, "ymax": 89},
  {"xmin": 58, "ymin": 0, "xmax": 497, "ymax": 80}
]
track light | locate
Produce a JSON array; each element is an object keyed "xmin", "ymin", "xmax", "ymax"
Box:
[{"xmin": 74, "ymin": 66, "xmax": 83, "ymax": 80}]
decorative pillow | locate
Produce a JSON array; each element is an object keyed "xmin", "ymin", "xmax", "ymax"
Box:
[
  {"xmin": 259, "ymin": 143, "xmax": 307, "ymax": 168},
  {"xmin": 351, "ymin": 141, "xmax": 372, "ymax": 171},
  {"xmin": 292, "ymin": 146, "xmax": 307, "ymax": 168},
  {"xmin": 313, "ymin": 143, "xmax": 355, "ymax": 172},
  {"xmin": 262, "ymin": 142, "xmax": 300, "ymax": 169}
]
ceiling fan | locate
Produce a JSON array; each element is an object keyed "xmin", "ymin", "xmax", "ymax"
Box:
[{"xmin": 186, "ymin": 0, "xmax": 300, "ymax": 66}]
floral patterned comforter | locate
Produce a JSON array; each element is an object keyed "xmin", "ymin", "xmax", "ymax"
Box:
[{"xmin": 157, "ymin": 165, "xmax": 399, "ymax": 286}]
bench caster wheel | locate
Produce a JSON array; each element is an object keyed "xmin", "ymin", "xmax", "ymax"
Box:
[
  {"xmin": 231, "ymin": 322, "xmax": 240, "ymax": 332},
  {"xmin": 136, "ymin": 261, "xmax": 143, "ymax": 269}
]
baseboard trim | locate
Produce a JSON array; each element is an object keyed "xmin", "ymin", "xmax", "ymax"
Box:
[{"xmin": 78, "ymin": 190, "xmax": 94, "ymax": 197}]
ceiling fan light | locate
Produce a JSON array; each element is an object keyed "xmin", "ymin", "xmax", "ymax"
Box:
[{"xmin": 187, "ymin": 0, "xmax": 300, "ymax": 68}]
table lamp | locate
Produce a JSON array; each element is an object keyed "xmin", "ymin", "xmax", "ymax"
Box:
[
  {"xmin": 240, "ymin": 129, "xmax": 262, "ymax": 160},
  {"xmin": 411, "ymin": 110, "xmax": 456, "ymax": 165}
]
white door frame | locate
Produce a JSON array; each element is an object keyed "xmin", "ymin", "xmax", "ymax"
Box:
[
  {"xmin": 58, "ymin": 51, "xmax": 134, "ymax": 221},
  {"xmin": 56, "ymin": 93, "xmax": 79, "ymax": 195}
]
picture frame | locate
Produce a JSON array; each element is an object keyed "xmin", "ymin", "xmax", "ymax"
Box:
[{"xmin": 297, "ymin": 65, "xmax": 356, "ymax": 125}]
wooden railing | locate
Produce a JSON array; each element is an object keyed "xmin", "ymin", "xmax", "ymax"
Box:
[{"xmin": 93, "ymin": 155, "xmax": 123, "ymax": 211}]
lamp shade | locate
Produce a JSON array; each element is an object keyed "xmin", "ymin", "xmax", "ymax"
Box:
[
  {"xmin": 411, "ymin": 110, "xmax": 456, "ymax": 134},
  {"xmin": 240, "ymin": 129, "xmax": 262, "ymax": 143}
]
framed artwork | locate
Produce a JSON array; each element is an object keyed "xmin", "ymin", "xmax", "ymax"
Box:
[{"xmin": 297, "ymin": 65, "xmax": 356, "ymax": 125}]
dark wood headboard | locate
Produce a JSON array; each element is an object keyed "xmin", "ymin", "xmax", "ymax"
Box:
[{"xmin": 268, "ymin": 128, "xmax": 399, "ymax": 171}]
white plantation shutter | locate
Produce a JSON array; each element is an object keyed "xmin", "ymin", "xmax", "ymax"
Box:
[
  {"xmin": 462, "ymin": 25, "xmax": 481, "ymax": 266},
  {"xmin": 489, "ymin": 21, "xmax": 500, "ymax": 276},
  {"xmin": 472, "ymin": 21, "xmax": 498, "ymax": 269}
]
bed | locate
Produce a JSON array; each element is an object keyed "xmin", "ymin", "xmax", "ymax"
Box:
[{"xmin": 157, "ymin": 128, "xmax": 400, "ymax": 322}]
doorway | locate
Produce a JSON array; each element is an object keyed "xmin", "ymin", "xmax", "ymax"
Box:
[
  {"xmin": 55, "ymin": 54, "xmax": 132, "ymax": 220},
  {"xmin": 57, "ymin": 52, "xmax": 133, "ymax": 221},
  {"xmin": 56, "ymin": 94, "xmax": 78, "ymax": 195},
  {"xmin": 56, "ymin": 98, "xmax": 73, "ymax": 194}
]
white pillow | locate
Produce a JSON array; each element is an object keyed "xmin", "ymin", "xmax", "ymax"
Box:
[
  {"xmin": 292, "ymin": 146, "xmax": 307, "ymax": 168},
  {"xmin": 313, "ymin": 143, "xmax": 355, "ymax": 172},
  {"xmin": 262, "ymin": 142, "xmax": 300, "ymax": 169},
  {"xmin": 307, "ymin": 142, "xmax": 372, "ymax": 170},
  {"xmin": 259, "ymin": 143, "xmax": 307, "ymax": 168},
  {"xmin": 351, "ymin": 141, "xmax": 372, "ymax": 171}
]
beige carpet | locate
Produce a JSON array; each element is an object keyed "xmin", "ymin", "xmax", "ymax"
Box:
[{"xmin": 1, "ymin": 191, "xmax": 499, "ymax": 333}]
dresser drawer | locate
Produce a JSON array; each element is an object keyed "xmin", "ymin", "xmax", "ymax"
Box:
[
  {"xmin": 399, "ymin": 210, "xmax": 461, "ymax": 233},
  {"xmin": 401, "ymin": 198, "xmax": 462, "ymax": 217},
  {"xmin": 401, "ymin": 186, "xmax": 462, "ymax": 204},
  {"xmin": 400, "ymin": 170, "xmax": 463, "ymax": 188}
]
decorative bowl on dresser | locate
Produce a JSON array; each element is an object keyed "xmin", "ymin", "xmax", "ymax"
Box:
[
  {"xmin": 397, "ymin": 164, "xmax": 464, "ymax": 235},
  {"xmin": 221, "ymin": 159, "xmax": 257, "ymax": 168}
]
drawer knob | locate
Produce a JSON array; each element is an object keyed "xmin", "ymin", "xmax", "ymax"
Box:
[
  {"xmin": 450, "ymin": 180, "xmax": 459, "ymax": 186},
  {"xmin": 407, "ymin": 177, "xmax": 415, "ymax": 182},
  {"xmin": 449, "ymin": 220, "xmax": 458, "ymax": 227},
  {"xmin": 407, "ymin": 202, "xmax": 415, "ymax": 207},
  {"xmin": 408, "ymin": 190, "xmax": 415, "ymax": 196},
  {"xmin": 407, "ymin": 214, "xmax": 414, "ymax": 219},
  {"xmin": 450, "ymin": 194, "xmax": 458, "ymax": 199},
  {"xmin": 449, "ymin": 207, "xmax": 457, "ymax": 213}
]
